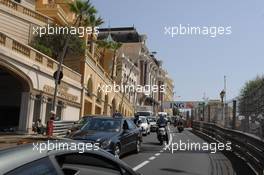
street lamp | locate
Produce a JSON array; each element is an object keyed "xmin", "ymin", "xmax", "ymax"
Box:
[
  {"xmin": 220, "ymin": 90, "xmax": 226, "ymax": 125},
  {"xmin": 220, "ymin": 90, "xmax": 225, "ymax": 103}
]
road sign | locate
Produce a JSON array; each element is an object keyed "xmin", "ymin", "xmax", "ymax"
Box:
[{"xmin": 163, "ymin": 101, "xmax": 203, "ymax": 109}]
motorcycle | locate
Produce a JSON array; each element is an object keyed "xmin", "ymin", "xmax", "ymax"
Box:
[
  {"xmin": 157, "ymin": 125, "xmax": 168, "ymax": 145},
  {"xmin": 177, "ymin": 124, "xmax": 184, "ymax": 133}
]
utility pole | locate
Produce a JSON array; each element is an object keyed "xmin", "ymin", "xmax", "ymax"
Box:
[{"xmin": 224, "ymin": 75, "xmax": 227, "ymax": 127}]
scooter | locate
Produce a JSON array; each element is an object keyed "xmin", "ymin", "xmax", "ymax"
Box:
[
  {"xmin": 157, "ymin": 125, "xmax": 168, "ymax": 145},
  {"xmin": 177, "ymin": 124, "xmax": 184, "ymax": 133}
]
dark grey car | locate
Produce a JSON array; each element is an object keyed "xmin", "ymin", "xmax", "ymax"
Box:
[{"xmin": 0, "ymin": 141, "xmax": 140, "ymax": 175}]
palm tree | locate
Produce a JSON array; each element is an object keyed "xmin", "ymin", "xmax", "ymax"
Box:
[
  {"xmin": 110, "ymin": 41, "xmax": 122, "ymax": 80},
  {"xmin": 84, "ymin": 14, "xmax": 104, "ymax": 55},
  {"xmin": 96, "ymin": 39, "xmax": 111, "ymax": 66},
  {"xmin": 51, "ymin": 0, "xmax": 102, "ymax": 115},
  {"xmin": 68, "ymin": 0, "xmax": 94, "ymax": 27}
]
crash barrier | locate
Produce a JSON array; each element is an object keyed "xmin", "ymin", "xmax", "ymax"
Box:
[
  {"xmin": 192, "ymin": 121, "xmax": 264, "ymax": 175},
  {"xmin": 47, "ymin": 120, "xmax": 75, "ymax": 137}
]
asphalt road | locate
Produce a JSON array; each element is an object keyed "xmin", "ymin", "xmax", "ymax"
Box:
[{"xmin": 122, "ymin": 126, "xmax": 236, "ymax": 175}]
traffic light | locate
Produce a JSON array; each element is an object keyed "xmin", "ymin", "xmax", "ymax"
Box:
[{"xmin": 53, "ymin": 70, "xmax": 63, "ymax": 84}]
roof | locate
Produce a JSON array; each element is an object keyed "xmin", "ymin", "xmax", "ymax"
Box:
[
  {"xmin": 0, "ymin": 144, "xmax": 48, "ymax": 173},
  {"xmin": 98, "ymin": 27, "xmax": 143, "ymax": 43},
  {"xmin": 0, "ymin": 140, "xmax": 126, "ymax": 173}
]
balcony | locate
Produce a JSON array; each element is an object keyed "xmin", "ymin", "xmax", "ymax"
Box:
[
  {"xmin": 36, "ymin": 2, "xmax": 73, "ymax": 25},
  {"xmin": 0, "ymin": 0, "xmax": 53, "ymax": 24},
  {"xmin": 0, "ymin": 32, "xmax": 81, "ymax": 83}
]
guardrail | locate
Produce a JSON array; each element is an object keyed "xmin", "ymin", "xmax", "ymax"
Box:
[
  {"xmin": 52, "ymin": 120, "xmax": 75, "ymax": 137},
  {"xmin": 192, "ymin": 121, "xmax": 264, "ymax": 175}
]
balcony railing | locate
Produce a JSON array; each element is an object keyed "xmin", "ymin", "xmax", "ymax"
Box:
[
  {"xmin": 0, "ymin": 33, "xmax": 6, "ymax": 45},
  {"xmin": 0, "ymin": 32, "xmax": 81, "ymax": 83},
  {"xmin": 36, "ymin": 3, "xmax": 70, "ymax": 25},
  {"xmin": 0, "ymin": 0, "xmax": 53, "ymax": 23}
]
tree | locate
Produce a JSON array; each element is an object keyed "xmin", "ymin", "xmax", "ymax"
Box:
[
  {"xmin": 84, "ymin": 14, "xmax": 104, "ymax": 54},
  {"xmin": 110, "ymin": 42, "xmax": 122, "ymax": 80},
  {"xmin": 173, "ymin": 107, "xmax": 180, "ymax": 116},
  {"xmin": 239, "ymin": 75, "xmax": 264, "ymax": 116},
  {"xmin": 31, "ymin": 31, "xmax": 85, "ymax": 59},
  {"xmin": 34, "ymin": 0, "xmax": 103, "ymax": 117}
]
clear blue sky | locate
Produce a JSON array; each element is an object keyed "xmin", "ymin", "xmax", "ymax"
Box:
[{"xmin": 91, "ymin": 0, "xmax": 264, "ymax": 101}]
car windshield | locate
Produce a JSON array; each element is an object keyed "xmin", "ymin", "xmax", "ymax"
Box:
[
  {"xmin": 136, "ymin": 112, "xmax": 151, "ymax": 116},
  {"xmin": 77, "ymin": 117, "xmax": 89, "ymax": 125},
  {"xmin": 82, "ymin": 118, "xmax": 121, "ymax": 132},
  {"xmin": 148, "ymin": 118, "xmax": 156, "ymax": 122},
  {"xmin": 139, "ymin": 118, "xmax": 147, "ymax": 123}
]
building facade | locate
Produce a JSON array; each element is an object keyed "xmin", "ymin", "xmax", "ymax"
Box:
[
  {"xmin": 98, "ymin": 27, "xmax": 170, "ymax": 115},
  {"xmin": 0, "ymin": 0, "xmax": 82, "ymax": 133}
]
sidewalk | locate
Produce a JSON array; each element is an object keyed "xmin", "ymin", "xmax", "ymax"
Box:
[{"xmin": 0, "ymin": 134, "xmax": 51, "ymax": 150}]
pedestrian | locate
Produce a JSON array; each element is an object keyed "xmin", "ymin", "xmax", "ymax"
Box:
[
  {"xmin": 36, "ymin": 119, "xmax": 45, "ymax": 134},
  {"xmin": 50, "ymin": 110, "xmax": 56, "ymax": 120}
]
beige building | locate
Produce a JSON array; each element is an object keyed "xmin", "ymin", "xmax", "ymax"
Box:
[
  {"xmin": 0, "ymin": 0, "xmax": 134, "ymax": 134},
  {"xmin": 164, "ymin": 73, "xmax": 174, "ymax": 115},
  {"xmin": 0, "ymin": 0, "xmax": 82, "ymax": 133},
  {"xmin": 98, "ymin": 27, "xmax": 168, "ymax": 115}
]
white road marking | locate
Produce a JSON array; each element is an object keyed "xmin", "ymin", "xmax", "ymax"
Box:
[
  {"xmin": 149, "ymin": 156, "xmax": 156, "ymax": 160},
  {"xmin": 163, "ymin": 132, "xmax": 173, "ymax": 151},
  {"xmin": 155, "ymin": 153, "xmax": 161, "ymax": 156},
  {"xmin": 133, "ymin": 161, "xmax": 150, "ymax": 171}
]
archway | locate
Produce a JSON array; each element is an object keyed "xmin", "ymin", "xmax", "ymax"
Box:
[{"xmin": 0, "ymin": 66, "xmax": 31, "ymax": 132}]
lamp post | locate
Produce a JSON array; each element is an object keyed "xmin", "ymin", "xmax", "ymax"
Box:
[{"xmin": 220, "ymin": 90, "xmax": 226, "ymax": 126}]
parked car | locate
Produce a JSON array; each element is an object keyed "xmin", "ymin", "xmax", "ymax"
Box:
[
  {"xmin": 138, "ymin": 116, "xmax": 150, "ymax": 135},
  {"xmin": 68, "ymin": 116, "xmax": 142, "ymax": 158},
  {"xmin": 147, "ymin": 117, "xmax": 157, "ymax": 132},
  {"xmin": 67, "ymin": 116, "xmax": 92, "ymax": 134},
  {"xmin": 0, "ymin": 141, "xmax": 140, "ymax": 175}
]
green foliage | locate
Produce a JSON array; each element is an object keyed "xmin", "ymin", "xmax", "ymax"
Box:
[
  {"xmin": 240, "ymin": 75, "xmax": 264, "ymax": 98},
  {"xmin": 33, "ymin": 43, "xmax": 52, "ymax": 57},
  {"xmin": 30, "ymin": 31, "xmax": 86, "ymax": 59},
  {"xmin": 173, "ymin": 107, "xmax": 180, "ymax": 116},
  {"xmin": 69, "ymin": 0, "xmax": 103, "ymax": 27}
]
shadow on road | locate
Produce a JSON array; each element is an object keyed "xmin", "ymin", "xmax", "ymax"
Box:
[
  {"xmin": 143, "ymin": 141, "xmax": 161, "ymax": 146},
  {"xmin": 160, "ymin": 168, "xmax": 203, "ymax": 175}
]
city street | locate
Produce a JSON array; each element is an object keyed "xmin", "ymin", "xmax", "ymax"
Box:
[{"xmin": 122, "ymin": 127, "xmax": 235, "ymax": 175}]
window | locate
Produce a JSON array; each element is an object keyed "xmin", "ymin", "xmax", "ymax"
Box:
[
  {"xmin": 6, "ymin": 157, "xmax": 57, "ymax": 175},
  {"xmin": 127, "ymin": 119, "xmax": 136, "ymax": 130},
  {"xmin": 56, "ymin": 153, "xmax": 122, "ymax": 175}
]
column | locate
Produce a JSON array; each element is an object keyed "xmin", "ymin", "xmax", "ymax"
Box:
[
  {"xmin": 61, "ymin": 102, "xmax": 66, "ymax": 120},
  {"xmin": 26, "ymin": 93, "xmax": 35, "ymax": 133},
  {"xmin": 18, "ymin": 92, "xmax": 30, "ymax": 133},
  {"xmin": 40, "ymin": 96, "xmax": 47, "ymax": 126},
  {"xmin": 91, "ymin": 96, "xmax": 96, "ymax": 114}
]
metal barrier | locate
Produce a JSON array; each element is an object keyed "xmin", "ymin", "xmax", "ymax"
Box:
[
  {"xmin": 52, "ymin": 120, "xmax": 75, "ymax": 137},
  {"xmin": 192, "ymin": 121, "xmax": 264, "ymax": 175}
]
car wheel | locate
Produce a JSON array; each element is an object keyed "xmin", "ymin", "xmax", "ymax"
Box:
[
  {"xmin": 134, "ymin": 140, "xmax": 141, "ymax": 153},
  {"xmin": 114, "ymin": 145, "xmax": 121, "ymax": 159}
]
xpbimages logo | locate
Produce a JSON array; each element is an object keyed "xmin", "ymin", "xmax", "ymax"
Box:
[
  {"xmin": 97, "ymin": 83, "xmax": 166, "ymax": 95},
  {"xmin": 32, "ymin": 140, "xmax": 100, "ymax": 153},
  {"xmin": 164, "ymin": 24, "xmax": 232, "ymax": 38},
  {"xmin": 32, "ymin": 24, "xmax": 99, "ymax": 37},
  {"xmin": 164, "ymin": 140, "xmax": 232, "ymax": 154}
]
